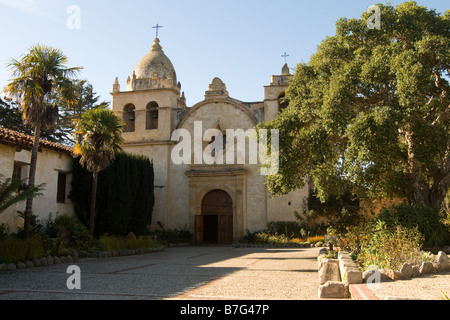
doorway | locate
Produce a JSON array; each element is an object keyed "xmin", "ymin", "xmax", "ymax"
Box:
[{"xmin": 196, "ymin": 189, "xmax": 233, "ymax": 244}]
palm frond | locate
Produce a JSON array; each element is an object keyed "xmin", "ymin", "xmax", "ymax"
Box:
[{"xmin": 0, "ymin": 176, "xmax": 44, "ymax": 215}]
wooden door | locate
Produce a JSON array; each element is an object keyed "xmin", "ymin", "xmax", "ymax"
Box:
[
  {"xmin": 218, "ymin": 215, "xmax": 233, "ymax": 244},
  {"xmin": 200, "ymin": 190, "xmax": 233, "ymax": 244},
  {"xmin": 195, "ymin": 215, "xmax": 204, "ymax": 243}
]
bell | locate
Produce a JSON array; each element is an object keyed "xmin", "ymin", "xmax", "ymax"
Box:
[{"xmin": 129, "ymin": 114, "xmax": 135, "ymax": 121}]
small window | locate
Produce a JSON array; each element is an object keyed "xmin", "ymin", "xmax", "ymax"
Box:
[
  {"xmin": 12, "ymin": 161, "xmax": 27, "ymax": 191},
  {"xmin": 12, "ymin": 162, "xmax": 23, "ymax": 182},
  {"xmin": 57, "ymin": 172, "xmax": 67, "ymax": 203}
]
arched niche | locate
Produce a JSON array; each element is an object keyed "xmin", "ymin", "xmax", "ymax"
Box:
[
  {"xmin": 146, "ymin": 101, "xmax": 159, "ymax": 130},
  {"xmin": 123, "ymin": 104, "xmax": 136, "ymax": 132}
]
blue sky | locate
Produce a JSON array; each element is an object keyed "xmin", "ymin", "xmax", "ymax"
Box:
[{"xmin": 0, "ymin": 0, "xmax": 448, "ymax": 106}]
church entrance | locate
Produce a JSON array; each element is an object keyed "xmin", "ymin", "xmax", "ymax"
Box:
[{"xmin": 196, "ymin": 189, "xmax": 233, "ymax": 244}]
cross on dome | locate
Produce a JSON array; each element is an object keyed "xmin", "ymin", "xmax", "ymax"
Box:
[{"xmin": 152, "ymin": 24, "xmax": 163, "ymax": 39}]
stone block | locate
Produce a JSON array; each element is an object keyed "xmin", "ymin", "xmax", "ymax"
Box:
[
  {"xmin": 400, "ymin": 263, "xmax": 412, "ymax": 279},
  {"xmin": 411, "ymin": 265, "xmax": 420, "ymax": 277},
  {"xmin": 33, "ymin": 258, "xmax": 41, "ymax": 267},
  {"xmin": 419, "ymin": 262, "xmax": 435, "ymax": 275},
  {"xmin": 40, "ymin": 257, "xmax": 47, "ymax": 266},
  {"xmin": 17, "ymin": 262, "xmax": 26, "ymax": 269},
  {"xmin": 6, "ymin": 263, "xmax": 16, "ymax": 271},
  {"xmin": 379, "ymin": 269, "xmax": 394, "ymax": 282},
  {"xmin": 319, "ymin": 259, "xmax": 341, "ymax": 285},
  {"xmin": 70, "ymin": 250, "xmax": 79, "ymax": 262},
  {"xmin": 343, "ymin": 268, "xmax": 363, "ymax": 284},
  {"xmin": 363, "ymin": 269, "xmax": 383, "ymax": 284},
  {"xmin": 435, "ymin": 251, "xmax": 449, "ymax": 272},
  {"xmin": 318, "ymin": 281, "xmax": 350, "ymax": 299},
  {"xmin": 383, "ymin": 269, "xmax": 405, "ymax": 281}
]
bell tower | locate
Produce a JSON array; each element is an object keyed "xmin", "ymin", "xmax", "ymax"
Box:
[
  {"xmin": 263, "ymin": 63, "xmax": 292, "ymax": 122},
  {"xmin": 111, "ymin": 37, "xmax": 187, "ymax": 143}
]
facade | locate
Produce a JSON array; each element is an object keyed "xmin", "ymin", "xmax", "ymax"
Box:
[
  {"xmin": 0, "ymin": 127, "xmax": 74, "ymax": 231},
  {"xmin": 111, "ymin": 38, "xmax": 309, "ymax": 244}
]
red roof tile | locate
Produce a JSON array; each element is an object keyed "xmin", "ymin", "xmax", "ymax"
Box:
[{"xmin": 0, "ymin": 127, "xmax": 73, "ymax": 155}]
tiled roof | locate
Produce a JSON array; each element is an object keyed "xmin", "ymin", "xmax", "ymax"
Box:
[{"xmin": 0, "ymin": 127, "xmax": 73, "ymax": 155}]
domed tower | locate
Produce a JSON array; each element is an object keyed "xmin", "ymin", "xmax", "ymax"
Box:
[
  {"xmin": 263, "ymin": 63, "xmax": 292, "ymax": 122},
  {"xmin": 111, "ymin": 38, "xmax": 186, "ymax": 142}
]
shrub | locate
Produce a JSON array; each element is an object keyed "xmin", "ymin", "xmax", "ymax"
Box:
[
  {"xmin": 53, "ymin": 213, "xmax": 100, "ymax": 253},
  {"xmin": 71, "ymin": 153, "xmax": 155, "ymax": 236},
  {"xmin": 360, "ymin": 221, "xmax": 426, "ymax": 270},
  {"xmin": 149, "ymin": 227, "xmax": 192, "ymax": 245},
  {"xmin": 267, "ymin": 221, "xmax": 302, "ymax": 238},
  {"xmin": 99, "ymin": 234, "xmax": 157, "ymax": 251},
  {"xmin": 307, "ymin": 235, "xmax": 325, "ymax": 244},
  {"xmin": 0, "ymin": 223, "xmax": 9, "ymax": 239},
  {"xmin": 237, "ymin": 230, "xmax": 290, "ymax": 245},
  {"xmin": 0, "ymin": 235, "xmax": 45, "ymax": 263},
  {"xmin": 327, "ymin": 222, "xmax": 372, "ymax": 255},
  {"xmin": 377, "ymin": 204, "xmax": 450, "ymax": 249}
]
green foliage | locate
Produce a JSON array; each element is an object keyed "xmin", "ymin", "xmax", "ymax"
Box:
[
  {"xmin": 0, "ymin": 235, "xmax": 45, "ymax": 263},
  {"xmin": 377, "ymin": 204, "xmax": 450, "ymax": 248},
  {"xmin": 0, "ymin": 175, "xmax": 43, "ymax": 215},
  {"xmin": 52, "ymin": 213, "xmax": 100, "ymax": 253},
  {"xmin": 0, "ymin": 223, "xmax": 9, "ymax": 238},
  {"xmin": 72, "ymin": 106, "xmax": 125, "ymax": 235},
  {"xmin": 99, "ymin": 234, "xmax": 157, "ymax": 251},
  {"xmin": 70, "ymin": 153, "xmax": 155, "ymax": 236},
  {"xmin": 359, "ymin": 222, "xmax": 426, "ymax": 270},
  {"xmin": 326, "ymin": 203, "xmax": 446, "ymax": 271},
  {"xmin": 325, "ymin": 250, "xmax": 338, "ymax": 259},
  {"xmin": 73, "ymin": 106, "xmax": 124, "ymax": 173},
  {"xmin": 259, "ymin": 2, "xmax": 450, "ymax": 209},
  {"xmin": 442, "ymin": 291, "xmax": 450, "ymax": 300},
  {"xmin": 149, "ymin": 224, "xmax": 193, "ymax": 245},
  {"xmin": 238, "ymin": 230, "xmax": 290, "ymax": 245},
  {"xmin": 327, "ymin": 222, "xmax": 372, "ymax": 255},
  {"xmin": 56, "ymin": 80, "xmax": 110, "ymax": 146},
  {"xmin": 266, "ymin": 221, "xmax": 302, "ymax": 238},
  {"xmin": 3, "ymin": 44, "xmax": 81, "ymax": 237},
  {"xmin": 237, "ymin": 228, "xmax": 319, "ymax": 246}
]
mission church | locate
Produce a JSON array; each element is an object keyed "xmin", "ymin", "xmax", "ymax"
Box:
[{"xmin": 111, "ymin": 35, "xmax": 310, "ymax": 244}]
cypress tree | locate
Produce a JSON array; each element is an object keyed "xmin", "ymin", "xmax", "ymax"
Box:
[{"xmin": 71, "ymin": 153, "xmax": 155, "ymax": 236}]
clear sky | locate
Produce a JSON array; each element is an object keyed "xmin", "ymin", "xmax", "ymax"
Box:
[{"xmin": 0, "ymin": 0, "xmax": 448, "ymax": 106}]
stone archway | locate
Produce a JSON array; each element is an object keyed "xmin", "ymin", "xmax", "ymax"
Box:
[{"xmin": 196, "ymin": 189, "xmax": 233, "ymax": 244}]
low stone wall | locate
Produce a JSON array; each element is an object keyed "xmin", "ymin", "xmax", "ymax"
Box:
[
  {"xmin": 318, "ymin": 249, "xmax": 450, "ymax": 299},
  {"xmin": 0, "ymin": 246, "xmax": 165, "ymax": 272},
  {"xmin": 362, "ymin": 251, "xmax": 450, "ymax": 282},
  {"xmin": 317, "ymin": 249, "xmax": 363, "ymax": 299}
]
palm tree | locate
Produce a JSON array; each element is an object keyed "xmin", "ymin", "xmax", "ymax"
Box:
[
  {"xmin": 3, "ymin": 44, "xmax": 81, "ymax": 237},
  {"xmin": 73, "ymin": 106, "xmax": 124, "ymax": 235},
  {"xmin": 0, "ymin": 175, "xmax": 43, "ymax": 216}
]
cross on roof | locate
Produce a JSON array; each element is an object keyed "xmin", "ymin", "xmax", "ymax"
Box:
[
  {"xmin": 152, "ymin": 24, "xmax": 163, "ymax": 38},
  {"xmin": 282, "ymin": 52, "xmax": 289, "ymax": 63}
]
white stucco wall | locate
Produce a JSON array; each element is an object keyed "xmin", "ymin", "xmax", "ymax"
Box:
[{"xmin": 0, "ymin": 144, "xmax": 74, "ymax": 232}]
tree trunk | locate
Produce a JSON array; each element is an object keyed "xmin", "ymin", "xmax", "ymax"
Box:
[
  {"xmin": 89, "ymin": 170, "xmax": 98, "ymax": 235},
  {"xmin": 404, "ymin": 126, "xmax": 449, "ymax": 208},
  {"xmin": 23, "ymin": 124, "xmax": 41, "ymax": 237}
]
